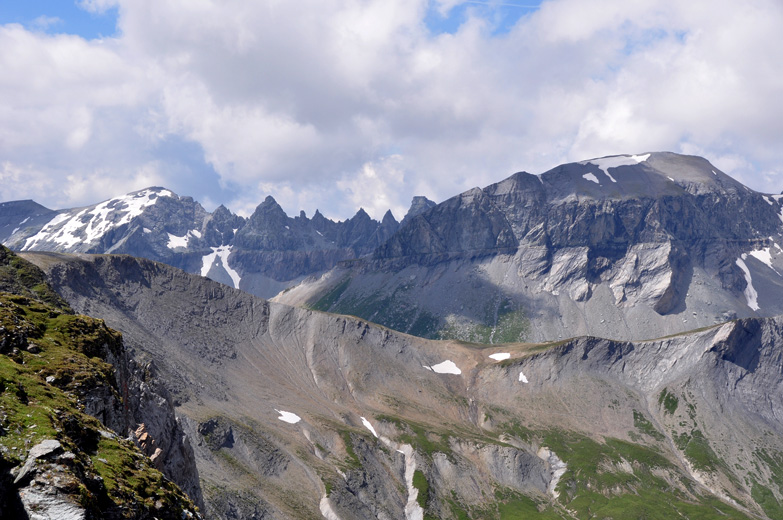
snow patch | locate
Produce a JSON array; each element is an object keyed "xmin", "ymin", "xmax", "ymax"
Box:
[
  {"xmin": 361, "ymin": 417, "xmax": 378, "ymax": 438},
  {"xmin": 396, "ymin": 442, "xmax": 424, "ymax": 520},
  {"xmin": 518, "ymin": 371, "xmax": 529, "ymax": 383},
  {"xmin": 320, "ymin": 496, "xmax": 343, "ymax": 520},
  {"xmin": 168, "ymin": 229, "xmax": 202, "ymax": 249},
  {"xmin": 167, "ymin": 233, "xmax": 189, "ymax": 249},
  {"xmin": 584, "ymin": 154, "xmax": 650, "ymax": 182},
  {"xmin": 749, "ymin": 248, "xmax": 775, "ymax": 269},
  {"xmin": 735, "ymin": 256, "xmax": 760, "ymax": 311},
  {"xmin": 749, "ymin": 247, "xmax": 781, "ymax": 276},
  {"xmin": 424, "ymin": 360, "xmax": 461, "ymax": 375},
  {"xmin": 275, "ymin": 410, "xmax": 301, "ymax": 424},
  {"xmin": 537, "ymin": 447, "xmax": 567, "ymax": 498},
  {"xmin": 489, "ymin": 353, "xmax": 510, "ymax": 361},
  {"xmin": 582, "ymin": 173, "xmax": 600, "ymax": 185},
  {"xmin": 200, "ymin": 245, "xmax": 242, "ymax": 289},
  {"xmin": 764, "ymin": 196, "xmax": 775, "ymax": 206},
  {"xmin": 667, "ymin": 176, "xmax": 674, "ymax": 182}
]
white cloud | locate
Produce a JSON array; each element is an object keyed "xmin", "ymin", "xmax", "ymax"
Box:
[
  {"xmin": 77, "ymin": 0, "xmax": 120, "ymax": 15},
  {"xmin": 336, "ymin": 156, "xmax": 409, "ymax": 220},
  {"xmin": 63, "ymin": 162, "xmax": 168, "ymax": 206},
  {"xmin": 2, "ymin": 0, "xmax": 783, "ymax": 218}
]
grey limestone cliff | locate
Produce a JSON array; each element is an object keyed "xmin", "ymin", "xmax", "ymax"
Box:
[{"xmin": 279, "ymin": 152, "xmax": 783, "ymax": 343}]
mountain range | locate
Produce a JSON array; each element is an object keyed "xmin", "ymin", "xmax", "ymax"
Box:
[
  {"xmin": 4, "ymin": 152, "xmax": 782, "ymax": 344},
  {"xmin": 1, "ymin": 187, "xmax": 431, "ymax": 299},
  {"xmin": 2, "ymin": 151, "xmax": 783, "ymax": 519},
  {"xmin": 278, "ymin": 152, "xmax": 783, "ymax": 342}
]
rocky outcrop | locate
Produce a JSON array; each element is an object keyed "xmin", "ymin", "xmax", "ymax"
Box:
[
  {"xmin": 0, "ymin": 247, "xmax": 203, "ymax": 515},
  {"xmin": 400, "ymin": 196, "xmax": 436, "ymax": 227},
  {"xmin": 124, "ymin": 361, "xmax": 203, "ymax": 506}
]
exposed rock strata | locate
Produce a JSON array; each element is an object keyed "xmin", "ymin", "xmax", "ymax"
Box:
[{"xmin": 280, "ymin": 152, "xmax": 783, "ymax": 342}]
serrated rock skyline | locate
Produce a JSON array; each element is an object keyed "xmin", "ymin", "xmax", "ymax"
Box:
[
  {"xmin": 277, "ymin": 152, "xmax": 783, "ymax": 343},
  {"xmin": 0, "ymin": 185, "xmax": 436, "ymax": 298},
  {"xmin": 4, "ymin": 151, "xmax": 783, "ymax": 343}
]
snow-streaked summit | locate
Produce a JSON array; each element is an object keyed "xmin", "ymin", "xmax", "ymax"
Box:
[{"xmin": 21, "ymin": 187, "xmax": 177, "ymax": 253}]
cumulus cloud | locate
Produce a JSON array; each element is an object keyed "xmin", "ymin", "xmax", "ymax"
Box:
[{"xmin": 2, "ymin": 0, "xmax": 783, "ymax": 219}]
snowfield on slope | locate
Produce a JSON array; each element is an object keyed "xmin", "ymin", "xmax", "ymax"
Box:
[
  {"xmin": 423, "ymin": 360, "xmax": 461, "ymax": 374},
  {"xmin": 23, "ymin": 189, "xmax": 173, "ymax": 251},
  {"xmin": 276, "ymin": 410, "xmax": 301, "ymax": 424},
  {"xmin": 489, "ymin": 352, "xmax": 510, "ymax": 361},
  {"xmin": 736, "ymin": 256, "xmax": 760, "ymax": 311}
]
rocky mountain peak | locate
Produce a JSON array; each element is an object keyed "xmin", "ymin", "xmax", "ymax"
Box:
[
  {"xmin": 401, "ymin": 195, "xmax": 436, "ymax": 226},
  {"xmin": 212, "ymin": 204, "xmax": 232, "ymax": 218},
  {"xmin": 538, "ymin": 152, "xmax": 749, "ymax": 201},
  {"xmin": 351, "ymin": 207, "xmax": 371, "ymax": 221},
  {"xmin": 252, "ymin": 196, "xmax": 287, "ymax": 218},
  {"xmin": 381, "ymin": 209, "xmax": 397, "ymax": 227}
]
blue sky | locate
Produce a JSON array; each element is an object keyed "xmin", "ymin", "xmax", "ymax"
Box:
[
  {"xmin": 425, "ymin": 1, "xmax": 541, "ymax": 36},
  {"xmin": 1, "ymin": 0, "xmax": 782, "ymax": 220},
  {"xmin": 0, "ymin": 1, "xmax": 118, "ymax": 39}
]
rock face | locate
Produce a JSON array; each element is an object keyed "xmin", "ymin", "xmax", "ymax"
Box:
[
  {"xmin": 400, "ymin": 196, "xmax": 436, "ymax": 227},
  {"xmin": 27, "ymin": 252, "xmax": 783, "ymax": 520},
  {"xmin": 1, "ymin": 188, "xmax": 402, "ymax": 298},
  {"xmin": 0, "ymin": 246, "xmax": 203, "ymax": 516},
  {"xmin": 279, "ymin": 152, "xmax": 783, "ymax": 342}
]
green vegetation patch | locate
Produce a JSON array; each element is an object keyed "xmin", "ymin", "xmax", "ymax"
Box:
[
  {"xmin": 755, "ymin": 447, "xmax": 783, "ymax": 490},
  {"xmin": 674, "ymin": 429, "xmax": 721, "ymax": 472},
  {"xmin": 339, "ymin": 430, "xmax": 362, "ymax": 469},
  {"xmin": 413, "ymin": 469, "xmax": 430, "ymax": 508},
  {"xmin": 376, "ymin": 415, "xmax": 452, "ymax": 459},
  {"xmin": 658, "ymin": 387, "xmax": 679, "ymax": 415},
  {"xmin": 494, "ymin": 487, "xmax": 565, "ymax": 519},
  {"xmin": 0, "ymin": 246, "xmax": 71, "ymax": 311},
  {"xmin": 539, "ymin": 429, "xmax": 753, "ymax": 520},
  {"xmin": 406, "ymin": 310, "xmax": 441, "ymax": 338},
  {"xmin": 751, "ymin": 480, "xmax": 783, "ymax": 519},
  {"xmin": 497, "ymin": 418, "xmax": 534, "ymax": 443},
  {"xmin": 632, "ymin": 409, "xmax": 665, "ymax": 441},
  {"xmin": 314, "ymin": 280, "xmax": 444, "ymax": 338}
]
